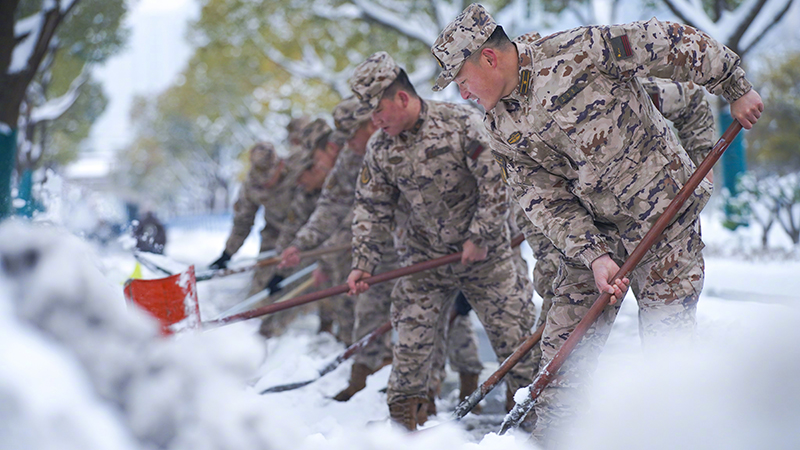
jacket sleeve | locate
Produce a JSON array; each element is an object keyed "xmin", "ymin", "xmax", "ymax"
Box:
[
  {"xmin": 224, "ymin": 181, "xmax": 260, "ymax": 256},
  {"xmin": 274, "ymin": 188, "xmax": 318, "ymax": 252},
  {"xmin": 291, "ymin": 157, "xmax": 356, "ymax": 251},
  {"xmin": 599, "ymin": 18, "xmax": 752, "ymax": 104},
  {"xmin": 660, "ymin": 80, "xmax": 716, "ymax": 166},
  {"xmin": 462, "ymin": 113, "xmax": 511, "ymax": 248},
  {"xmin": 351, "ymin": 146, "xmax": 399, "ymax": 274}
]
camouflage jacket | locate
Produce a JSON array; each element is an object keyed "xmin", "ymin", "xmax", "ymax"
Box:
[
  {"xmin": 352, "ymin": 100, "xmax": 510, "ymax": 274},
  {"xmin": 487, "ymin": 19, "xmax": 747, "ymax": 268},
  {"xmin": 640, "ymin": 77, "xmax": 715, "ymax": 167},
  {"xmin": 225, "ymin": 164, "xmax": 320, "ymax": 255},
  {"xmin": 291, "ymin": 146, "xmax": 363, "ymax": 251}
]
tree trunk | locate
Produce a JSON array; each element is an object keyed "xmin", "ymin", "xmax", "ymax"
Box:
[{"xmin": 0, "ymin": 128, "xmax": 17, "ymax": 219}]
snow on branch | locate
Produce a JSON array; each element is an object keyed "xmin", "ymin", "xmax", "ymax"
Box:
[
  {"xmin": 29, "ymin": 69, "xmax": 88, "ymax": 124},
  {"xmin": 736, "ymin": 0, "xmax": 795, "ymax": 53},
  {"xmin": 10, "ymin": 14, "xmax": 45, "ymax": 74},
  {"xmin": 662, "ymin": 0, "xmax": 718, "ymax": 36},
  {"xmin": 250, "ymin": 32, "xmax": 351, "ymax": 97},
  {"xmin": 664, "ymin": 0, "xmax": 794, "ymax": 52},
  {"xmin": 351, "ymin": 0, "xmax": 439, "ymax": 46}
]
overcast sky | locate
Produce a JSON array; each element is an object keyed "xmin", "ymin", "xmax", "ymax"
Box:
[{"xmin": 87, "ymin": 0, "xmax": 199, "ymax": 157}]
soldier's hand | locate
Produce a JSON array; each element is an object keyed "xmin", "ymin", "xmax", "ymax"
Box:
[
  {"xmin": 591, "ymin": 254, "xmax": 630, "ymax": 305},
  {"xmin": 209, "ymin": 251, "xmax": 231, "ymax": 270},
  {"xmin": 279, "ymin": 246, "xmax": 301, "ymax": 268},
  {"xmin": 312, "ymin": 267, "xmax": 329, "ymax": 288},
  {"xmin": 731, "ymin": 89, "xmax": 764, "ymax": 130},
  {"xmin": 461, "ymin": 239, "xmax": 488, "ymax": 265},
  {"xmin": 347, "ymin": 269, "xmax": 370, "ymax": 295}
]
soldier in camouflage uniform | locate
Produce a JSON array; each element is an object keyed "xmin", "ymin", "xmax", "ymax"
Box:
[
  {"xmin": 287, "ymin": 116, "xmax": 310, "ymax": 151},
  {"xmin": 346, "ymin": 52, "xmax": 537, "ymax": 430},
  {"xmin": 432, "ymin": 3, "xmax": 763, "ymax": 444},
  {"xmin": 209, "ymin": 120, "xmax": 334, "ymax": 337},
  {"xmin": 511, "ymin": 31, "xmax": 719, "ymax": 386},
  {"xmin": 281, "ymin": 96, "xmax": 397, "ymax": 400}
]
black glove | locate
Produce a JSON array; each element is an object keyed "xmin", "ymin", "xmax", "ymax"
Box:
[
  {"xmin": 454, "ymin": 291, "xmax": 472, "ymax": 316},
  {"xmin": 266, "ymin": 274, "xmax": 285, "ymax": 293},
  {"xmin": 209, "ymin": 251, "xmax": 231, "ymax": 270}
]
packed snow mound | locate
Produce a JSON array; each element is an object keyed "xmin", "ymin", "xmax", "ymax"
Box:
[
  {"xmin": 0, "ymin": 220, "xmax": 275, "ymax": 450},
  {"xmin": 0, "ymin": 221, "xmax": 539, "ymax": 450}
]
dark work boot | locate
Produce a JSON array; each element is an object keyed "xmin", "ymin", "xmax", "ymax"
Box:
[
  {"xmin": 459, "ymin": 372, "xmax": 481, "ymax": 414},
  {"xmin": 333, "ymin": 363, "xmax": 372, "ymax": 402},
  {"xmin": 389, "ymin": 398, "xmax": 422, "ymax": 431}
]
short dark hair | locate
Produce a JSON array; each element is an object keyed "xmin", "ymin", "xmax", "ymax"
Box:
[
  {"xmin": 381, "ymin": 68, "xmax": 419, "ymax": 101},
  {"xmin": 483, "ymin": 25, "xmax": 512, "ymax": 50}
]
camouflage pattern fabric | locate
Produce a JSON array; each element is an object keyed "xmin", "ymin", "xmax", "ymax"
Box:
[
  {"xmin": 290, "ymin": 143, "xmax": 395, "ymax": 366},
  {"xmin": 436, "ymin": 6, "xmax": 745, "ymax": 442},
  {"xmin": 351, "ymin": 99, "xmax": 536, "ymax": 404},
  {"xmin": 316, "ymin": 226, "xmax": 356, "ymax": 345}
]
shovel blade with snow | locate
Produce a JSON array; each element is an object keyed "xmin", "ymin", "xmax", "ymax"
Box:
[{"xmin": 123, "ymin": 266, "xmax": 201, "ymax": 335}]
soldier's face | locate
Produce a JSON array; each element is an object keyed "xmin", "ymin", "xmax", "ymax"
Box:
[
  {"xmin": 371, "ymin": 95, "xmax": 410, "ymax": 137},
  {"xmin": 454, "ymin": 54, "xmax": 501, "ymax": 110},
  {"xmin": 348, "ymin": 121, "xmax": 377, "ymax": 155},
  {"xmin": 297, "ymin": 162, "xmax": 328, "ymax": 192}
]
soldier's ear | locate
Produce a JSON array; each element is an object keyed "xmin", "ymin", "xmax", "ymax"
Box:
[
  {"xmin": 397, "ymin": 90, "xmax": 411, "ymax": 108},
  {"xmin": 481, "ymin": 48, "xmax": 499, "ymax": 69}
]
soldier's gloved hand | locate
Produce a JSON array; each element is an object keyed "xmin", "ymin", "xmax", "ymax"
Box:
[
  {"xmin": 266, "ymin": 274, "xmax": 285, "ymax": 293},
  {"xmin": 209, "ymin": 251, "xmax": 231, "ymax": 270},
  {"xmin": 454, "ymin": 291, "xmax": 472, "ymax": 316}
]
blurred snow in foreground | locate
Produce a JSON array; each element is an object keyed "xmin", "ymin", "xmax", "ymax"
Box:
[{"xmin": 1, "ymin": 214, "xmax": 799, "ymax": 450}]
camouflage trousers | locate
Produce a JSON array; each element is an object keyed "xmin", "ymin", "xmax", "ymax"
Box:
[
  {"xmin": 526, "ymin": 233, "xmax": 560, "ymax": 375},
  {"xmin": 317, "ymin": 250, "xmax": 356, "ymax": 345},
  {"xmin": 532, "ymin": 221, "xmax": 705, "ymax": 446},
  {"xmin": 351, "ymin": 256, "xmax": 397, "ymax": 371},
  {"xmin": 387, "ymin": 242, "xmax": 536, "ymax": 405},
  {"xmin": 430, "ymin": 247, "xmax": 535, "ymax": 390},
  {"xmin": 251, "ymin": 232, "xmax": 302, "ymax": 338}
]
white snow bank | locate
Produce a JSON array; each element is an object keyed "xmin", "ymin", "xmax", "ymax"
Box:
[{"xmin": 0, "ymin": 220, "xmax": 538, "ymax": 450}]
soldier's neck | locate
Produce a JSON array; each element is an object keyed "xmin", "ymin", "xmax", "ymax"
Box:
[{"xmin": 402, "ymin": 96, "xmax": 423, "ymax": 132}]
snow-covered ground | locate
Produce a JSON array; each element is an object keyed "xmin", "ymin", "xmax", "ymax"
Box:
[{"xmin": 1, "ymin": 202, "xmax": 799, "ymax": 449}]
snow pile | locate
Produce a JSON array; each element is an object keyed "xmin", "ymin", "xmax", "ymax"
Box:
[
  {"xmin": 0, "ymin": 220, "xmax": 537, "ymax": 450},
  {"xmin": 563, "ymin": 306, "xmax": 800, "ymax": 450}
]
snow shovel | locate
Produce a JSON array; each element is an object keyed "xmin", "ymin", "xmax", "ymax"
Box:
[
  {"xmin": 123, "ymin": 265, "xmax": 201, "ymax": 336},
  {"xmin": 203, "ymin": 234, "xmax": 526, "ymax": 329},
  {"xmin": 196, "ymin": 244, "xmax": 349, "ymax": 282},
  {"xmin": 213, "ymin": 263, "xmax": 319, "ymax": 320},
  {"xmin": 259, "ymin": 320, "xmax": 393, "ymax": 394},
  {"xmin": 258, "ymin": 306, "xmax": 462, "ymax": 394},
  {"xmin": 453, "ymin": 322, "xmax": 545, "ymax": 419},
  {"xmin": 499, "ymin": 122, "xmax": 744, "ymax": 434}
]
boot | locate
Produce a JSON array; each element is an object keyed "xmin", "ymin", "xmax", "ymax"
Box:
[
  {"xmin": 389, "ymin": 398, "xmax": 422, "ymax": 431},
  {"xmin": 459, "ymin": 372, "xmax": 481, "ymax": 414},
  {"xmin": 424, "ymin": 389, "xmax": 437, "ymax": 420},
  {"xmin": 333, "ymin": 363, "xmax": 371, "ymax": 402}
]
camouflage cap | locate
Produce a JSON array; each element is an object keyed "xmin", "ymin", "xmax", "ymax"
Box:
[
  {"xmin": 285, "ymin": 144, "xmax": 316, "ymax": 182},
  {"xmin": 249, "ymin": 142, "xmax": 280, "ymax": 178},
  {"xmin": 287, "ymin": 116, "xmax": 311, "ymax": 144},
  {"xmin": 300, "ymin": 118, "xmax": 332, "ymax": 152},
  {"xmin": 331, "ymin": 96, "xmax": 373, "ymax": 143},
  {"xmin": 349, "ymin": 52, "xmax": 401, "ymax": 112},
  {"xmin": 431, "ymin": 3, "xmax": 497, "ymax": 92}
]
